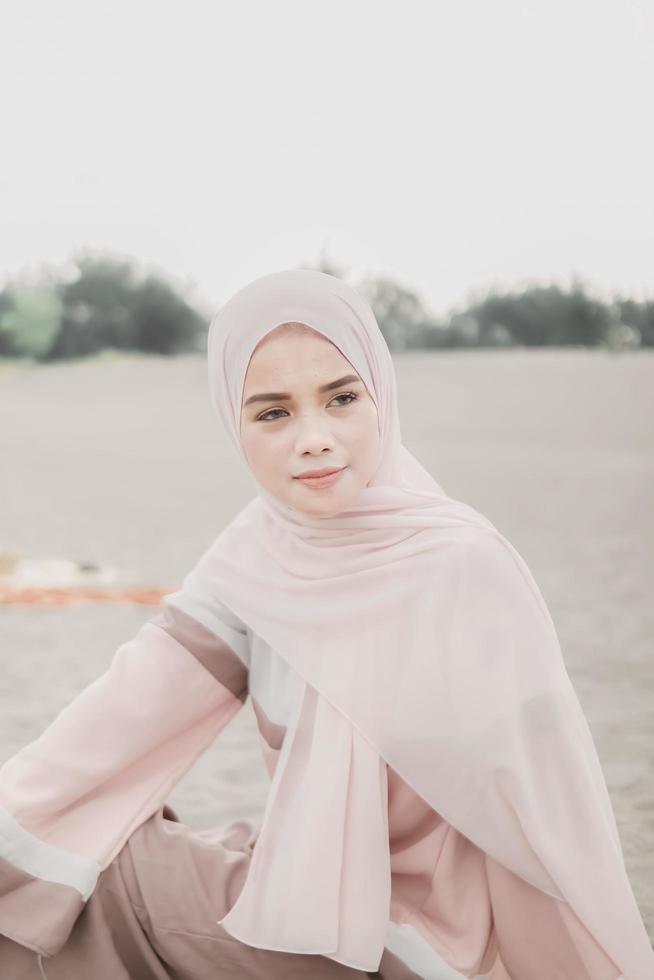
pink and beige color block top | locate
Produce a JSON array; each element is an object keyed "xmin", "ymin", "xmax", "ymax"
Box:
[{"xmin": 0, "ymin": 566, "xmax": 648, "ymax": 978}]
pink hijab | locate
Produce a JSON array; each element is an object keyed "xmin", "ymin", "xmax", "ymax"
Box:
[{"xmin": 178, "ymin": 269, "xmax": 652, "ymax": 976}]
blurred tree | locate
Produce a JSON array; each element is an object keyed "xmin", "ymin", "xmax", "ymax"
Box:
[
  {"xmin": 617, "ymin": 297, "xmax": 654, "ymax": 347},
  {"xmin": 0, "ymin": 285, "xmax": 62, "ymax": 358},
  {"xmin": 459, "ymin": 280, "xmax": 611, "ymax": 347},
  {"xmin": 443, "ymin": 313, "xmax": 482, "ymax": 348},
  {"xmin": 0, "ymin": 288, "xmax": 15, "ymax": 355},
  {"xmin": 565, "ymin": 281, "xmax": 611, "ymax": 345},
  {"xmin": 131, "ymin": 275, "xmax": 206, "ymax": 354},
  {"xmin": 49, "ymin": 255, "xmax": 137, "ymax": 359},
  {"xmin": 41, "ymin": 253, "xmax": 207, "ymax": 360},
  {"xmin": 356, "ymin": 274, "xmax": 439, "ymax": 350}
]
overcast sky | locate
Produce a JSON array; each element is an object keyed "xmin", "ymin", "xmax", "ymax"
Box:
[{"xmin": 1, "ymin": 0, "xmax": 653, "ymax": 319}]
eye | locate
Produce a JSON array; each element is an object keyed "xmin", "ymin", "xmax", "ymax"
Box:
[
  {"xmin": 331, "ymin": 391, "xmax": 358, "ymax": 407},
  {"xmin": 255, "ymin": 391, "xmax": 358, "ymax": 422}
]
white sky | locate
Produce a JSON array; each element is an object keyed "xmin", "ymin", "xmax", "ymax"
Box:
[{"xmin": 1, "ymin": 0, "xmax": 653, "ymax": 319}]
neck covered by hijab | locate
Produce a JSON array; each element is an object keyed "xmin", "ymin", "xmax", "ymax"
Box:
[{"xmin": 179, "ymin": 269, "xmax": 652, "ymax": 977}]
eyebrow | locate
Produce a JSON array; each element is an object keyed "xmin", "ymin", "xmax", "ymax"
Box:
[{"xmin": 243, "ymin": 374, "xmax": 362, "ymax": 408}]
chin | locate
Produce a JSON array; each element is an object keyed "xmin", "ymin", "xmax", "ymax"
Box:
[{"xmin": 299, "ymin": 493, "xmax": 355, "ymax": 518}]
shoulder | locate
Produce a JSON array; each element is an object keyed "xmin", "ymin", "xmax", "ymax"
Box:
[
  {"xmin": 161, "ymin": 586, "xmax": 250, "ymax": 667},
  {"xmin": 445, "ymin": 525, "xmax": 559, "ymax": 646},
  {"xmin": 444, "ymin": 524, "xmax": 534, "ymax": 583}
]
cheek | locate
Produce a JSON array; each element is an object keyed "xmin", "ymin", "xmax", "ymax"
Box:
[
  {"xmin": 344, "ymin": 431, "xmax": 376, "ymax": 476},
  {"xmin": 351, "ymin": 404, "xmax": 380, "ymax": 452},
  {"xmin": 242, "ymin": 427, "xmax": 284, "ymax": 477}
]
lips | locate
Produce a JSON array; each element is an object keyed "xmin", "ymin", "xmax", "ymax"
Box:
[
  {"xmin": 294, "ymin": 466, "xmax": 347, "ymax": 489},
  {"xmin": 295, "ymin": 466, "xmax": 345, "ymax": 479}
]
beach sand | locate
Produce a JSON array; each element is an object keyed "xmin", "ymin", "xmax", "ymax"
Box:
[{"xmin": 1, "ymin": 347, "xmax": 652, "ymax": 944}]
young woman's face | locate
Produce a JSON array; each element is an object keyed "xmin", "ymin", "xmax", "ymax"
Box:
[{"xmin": 239, "ymin": 323, "xmax": 381, "ymax": 517}]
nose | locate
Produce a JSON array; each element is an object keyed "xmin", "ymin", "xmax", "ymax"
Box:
[{"xmin": 293, "ymin": 412, "xmax": 337, "ymax": 456}]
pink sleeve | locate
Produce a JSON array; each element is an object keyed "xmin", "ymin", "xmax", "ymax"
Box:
[
  {"xmin": 0, "ymin": 600, "xmax": 248, "ymax": 957},
  {"xmin": 385, "ymin": 766, "xmax": 622, "ymax": 979}
]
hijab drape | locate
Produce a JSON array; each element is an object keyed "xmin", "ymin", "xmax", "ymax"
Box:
[{"xmin": 177, "ymin": 268, "xmax": 653, "ymax": 977}]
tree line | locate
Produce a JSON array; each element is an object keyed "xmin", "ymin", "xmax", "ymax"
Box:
[
  {"xmin": 0, "ymin": 254, "xmax": 207, "ymax": 361},
  {"xmin": 0, "ymin": 251, "xmax": 650, "ymax": 361}
]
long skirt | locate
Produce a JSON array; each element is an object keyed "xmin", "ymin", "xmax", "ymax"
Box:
[{"xmin": 1, "ymin": 804, "xmax": 421, "ymax": 980}]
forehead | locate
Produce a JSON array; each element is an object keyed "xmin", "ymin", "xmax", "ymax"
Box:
[{"xmin": 242, "ymin": 323, "xmax": 356, "ymax": 388}]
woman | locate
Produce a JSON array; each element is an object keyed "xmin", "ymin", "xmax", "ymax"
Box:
[{"xmin": 0, "ymin": 269, "xmax": 652, "ymax": 979}]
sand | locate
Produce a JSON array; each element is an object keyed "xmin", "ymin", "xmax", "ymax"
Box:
[{"xmin": 1, "ymin": 347, "xmax": 652, "ymax": 943}]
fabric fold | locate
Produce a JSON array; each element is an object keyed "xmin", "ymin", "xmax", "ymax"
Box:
[
  {"xmin": 219, "ymin": 678, "xmax": 392, "ymax": 972},
  {"xmin": 182, "ymin": 516, "xmax": 653, "ymax": 978}
]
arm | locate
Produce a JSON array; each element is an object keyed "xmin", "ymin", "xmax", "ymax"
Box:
[
  {"xmin": 384, "ymin": 764, "xmax": 623, "ymax": 980},
  {"xmin": 0, "ymin": 590, "xmax": 249, "ymax": 957}
]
